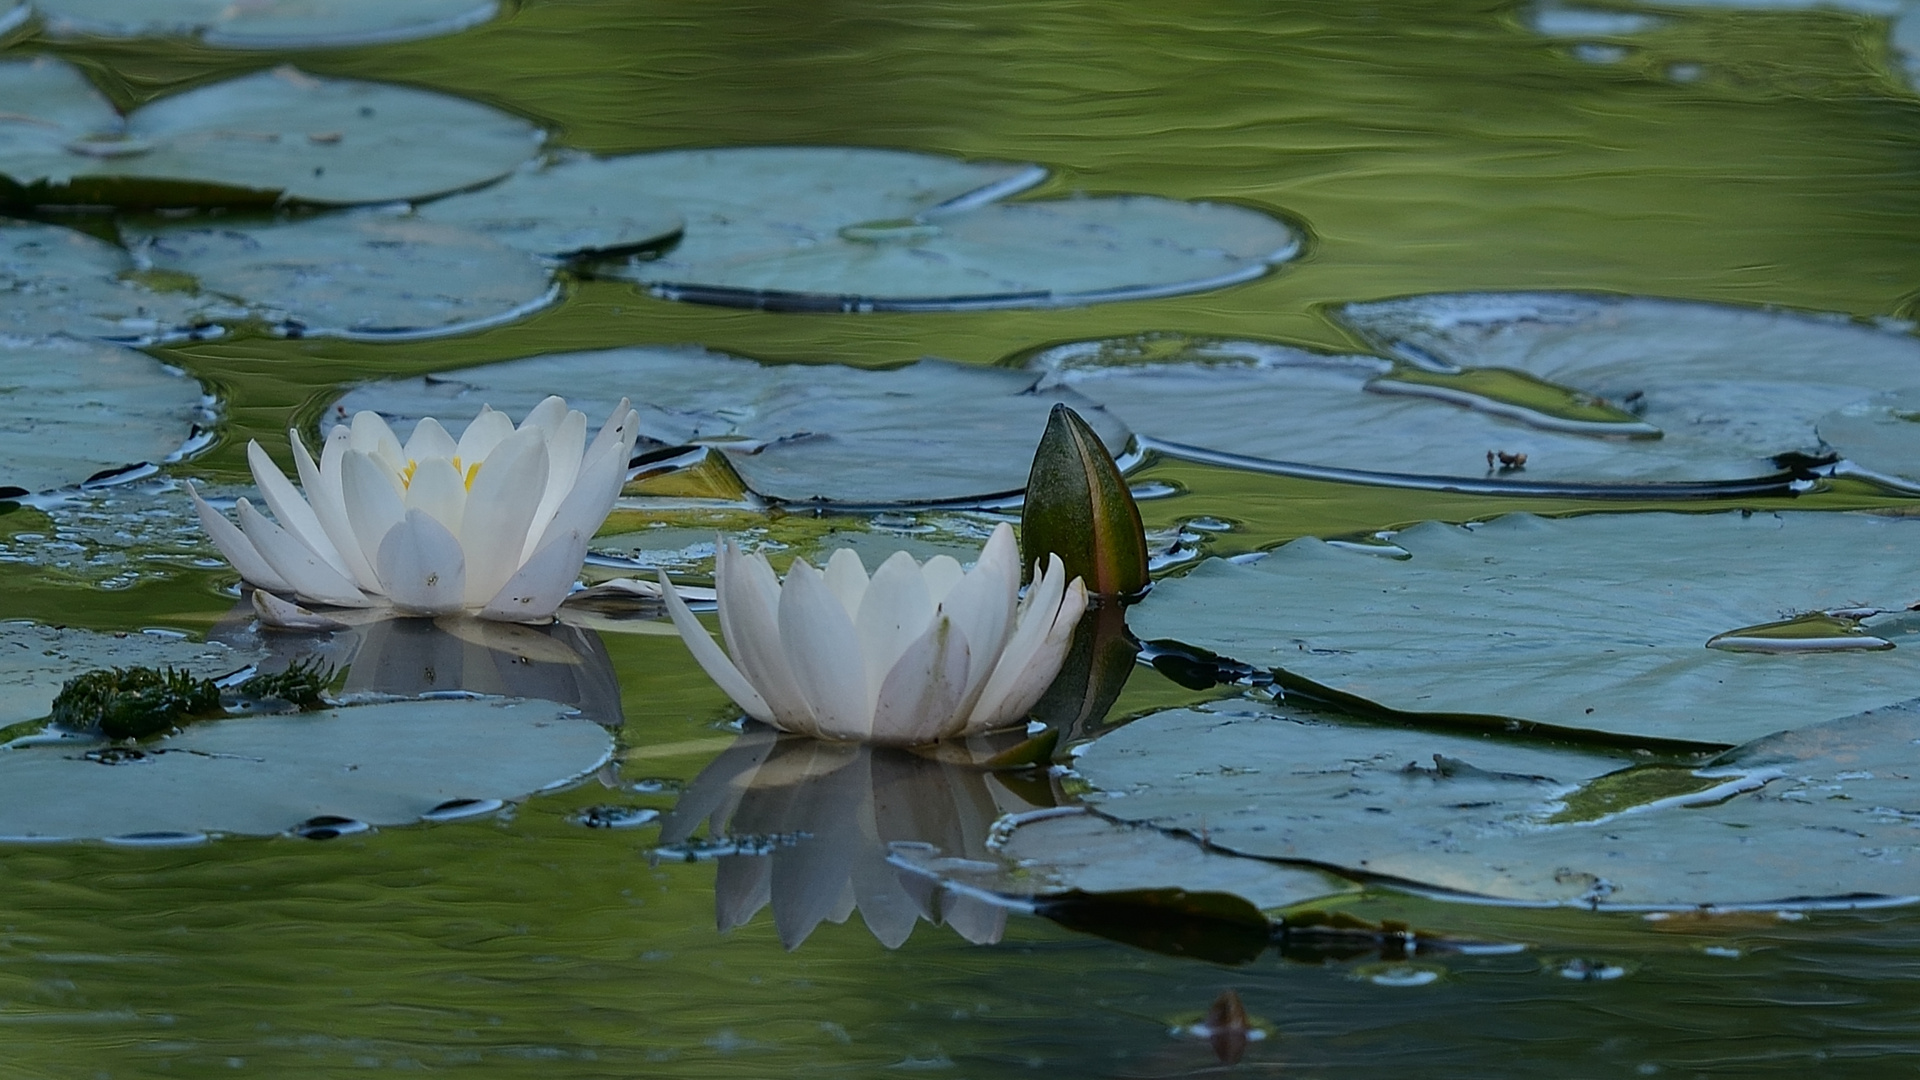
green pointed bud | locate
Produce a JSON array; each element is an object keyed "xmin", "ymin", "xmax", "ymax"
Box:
[{"xmin": 1020, "ymin": 404, "xmax": 1149, "ymax": 601}]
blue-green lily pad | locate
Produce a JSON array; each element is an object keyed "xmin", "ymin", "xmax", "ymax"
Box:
[
  {"xmin": 2, "ymin": 218, "xmax": 227, "ymax": 342},
  {"xmin": 0, "ymin": 55, "xmax": 122, "ymax": 191},
  {"xmin": 35, "ymin": 0, "xmax": 500, "ymax": 47},
  {"xmin": 411, "ymin": 151, "xmax": 684, "ymax": 257},
  {"xmin": 0, "ymin": 337, "xmax": 212, "ymax": 495},
  {"xmin": 1132, "ymin": 510, "xmax": 1920, "ymax": 746},
  {"xmin": 0, "ymin": 621, "xmax": 261, "ymax": 728},
  {"xmin": 1071, "ymin": 699, "xmax": 1920, "ymax": 909},
  {"xmin": 331, "ymin": 347, "xmax": 1131, "ymax": 504}
]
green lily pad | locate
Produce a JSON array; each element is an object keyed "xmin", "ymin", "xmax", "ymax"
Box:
[
  {"xmin": 36, "ymin": 0, "xmax": 500, "ymax": 48},
  {"xmin": 1817, "ymin": 388, "xmax": 1920, "ymax": 492},
  {"xmin": 411, "ymin": 151, "xmax": 684, "ymax": 257},
  {"xmin": 41, "ymin": 64, "xmax": 542, "ymax": 206},
  {"xmin": 2, "ymin": 217, "xmax": 225, "ymax": 342},
  {"xmin": 0, "ymin": 621, "xmax": 261, "ymax": 729},
  {"xmin": 1071, "ymin": 699, "xmax": 1920, "ymax": 908},
  {"xmin": 0, "ymin": 697, "xmax": 612, "ymax": 842},
  {"xmin": 130, "ymin": 213, "xmax": 556, "ymax": 339},
  {"xmin": 331, "ymin": 348, "xmax": 1131, "ymax": 504},
  {"xmin": 588, "ymin": 147, "xmax": 1295, "ymax": 310},
  {"xmin": 0, "ymin": 337, "xmax": 212, "ymax": 495},
  {"xmin": 1131, "ymin": 511, "xmax": 1920, "ymax": 746},
  {"xmin": 0, "ymin": 55, "xmax": 122, "ymax": 192}
]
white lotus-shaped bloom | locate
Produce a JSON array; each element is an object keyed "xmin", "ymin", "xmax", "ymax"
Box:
[
  {"xmin": 661, "ymin": 523, "xmax": 1089, "ymax": 746},
  {"xmin": 193, "ymin": 396, "xmax": 641, "ymax": 623}
]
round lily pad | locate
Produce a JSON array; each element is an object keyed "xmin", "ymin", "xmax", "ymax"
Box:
[
  {"xmin": 411, "ymin": 151, "xmax": 684, "ymax": 257},
  {"xmin": 0, "ymin": 621, "xmax": 261, "ymax": 728},
  {"xmin": 36, "ymin": 0, "xmax": 501, "ymax": 48},
  {"xmin": 1071, "ymin": 699, "xmax": 1920, "ymax": 908},
  {"xmin": 331, "ymin": 347, "xmax": 1132, "ymax": 504},
  {"xmin": 587, "ymin": 146, "xmax": 1295, "ymax": 311},
  {"xmin": 2, "ymin": 217, "xmax": 223, "ymax": 342},
  {"xmin": 1817, "ymin": 388, "xmax": 1920, "ymax": 491},
  {"xmin": 0, "ymin": 55, "xmax": 123, "ymax": 192},
  {"xmin": 0, "ymin": 697, "xmax": 612, "ymax": 842},
  {"xmin": 0, "ymin": 337, "xmax": 212, "ymax": 495},
  {"xmin": 68, "ymin": 65, "xmax": 543, "ymax": 206},
  {"xmin": 1131, "ymin": 510, "xmax": 1920, "ymax": 746},
  {"xmin": 131, "ymin": 213, "xmax": 556, "ymax": 340}
]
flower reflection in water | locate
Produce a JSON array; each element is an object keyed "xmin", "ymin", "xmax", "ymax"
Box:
[{"xmin": 659, "ymin": 725, "xmax": 1055, "ymax": 949}]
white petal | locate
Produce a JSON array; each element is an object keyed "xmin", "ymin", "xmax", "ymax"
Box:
[
  {"xmin": 968, "ymin": 576, "xmax": 1088, "ymax": 735},
  {"xmin": 237, "ymin": 498, "xmax": 372, "ymax": 607},
  {"xmin": 961, "ymin": 555, "xmax": 1073, "ymax": 732},
  {"xmin": 519, "ymin": 395, "xmax": 569, "ymax": 436},
  {"xmin": 717, "ymin": 540, "xmax": 816, "ymax": 732},
  {"xmin": 376, "ymin": 509, "xmax": 468, "ymax": 616},
  {"xmin": 402, "ymin": 416, "xmax": 458, "ymax": 463},
  {"xmin": 777, "ymin": 558, "xmax": 873, "ymax": 740},
  {"xmin": 478, "ymin": 527, "xmax": 586, "ymax": 623},
  {"xmin": 190, "ymin": 485, "xmax": 292, "ymax": 592},
  {"xmin": 339, "ymin": 450, "xmax": 408, "ymax": 590},
  {"xmin": 522, "ymin": 427, "xmax": 625, "ymax": 558},
  {"xmin": 854, "ymin": 551, "xmax": 932, "ymax": 703},
  {"xmin": 920, "ymin": 555, "xmax": 964, "ymax": 604},
  {"xmin": 869, "ymin": 615, "xmax": 970, "ymax": 746},
  {"xmin": 936, "ymin": 526, "xmax": 1020, "ymax": 717},
  {"xmin": 295, "ymin": 427, "xmax": 381, "ymax": 591},
  {"xmin": 459, "ymin": 425, "xmax": 549, "ymax": 606},
  {"xmin": 658, "ymin": 570, "xmax": 773, "ymax": 722},
  {"xmin": 822, "ymin": 547, "xmax": 870, "ymax": 618},
  {"xmin": 347, "ymin": 411, "xmax": 405, "ymax": 472},
  {"xmin": 402, "ymin": 456, "xmax": 467, "ymax": 538},
  {"xmin": 456, "ymin": 405, "xmax": 515, "ymax": 464},
  {"xmin": 520, "ymin": 407, "xmax": 587, "ymax": 563},
  {"xmin": 246, "ymin": 440, "xmax": 353, "ymax": 580},
  {"xmin": 251, "ymin": 588, "xmax": 348, "ymax": 632}
]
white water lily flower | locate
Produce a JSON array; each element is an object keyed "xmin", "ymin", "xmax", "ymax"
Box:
[
  {"xmin": 193, "ymin": 396, "xmax": 641, "ymax": 623},
  {"xmin": 661, "ymin": 523, "xmax": 1089, "ymax": 746}
]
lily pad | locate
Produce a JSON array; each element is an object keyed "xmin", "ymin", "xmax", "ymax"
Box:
[
  {"xmin": 0, "ymin": 621, "xmax": 261, "ymax": 728},
  {"xmin": 1131, "ymin": 511, "xmax": 1920, "ymax": 746},
  {"xmin": 1816, "ymin": 388, "xmax": 1920, "ymax": 492},
  {"xmin": 2, "ymin": 217, "xmax": 224, "ymax": 342},
  {"xmin": 1324, "ymin": 292, "xmax": 1920, "ymax": 480},
  {"xmin": 0, "ymin": 55, "xmax": 122, "ymax": 192},
  {"xmin": 130, "ymin": 213, "xmax": 556, "ymax": 339},
  {"xmin": 332, "ymin": 348, "xmax": 1131, "ymax": 504},
  {"xmin": 36, "ymin": 0, "xmax": 500, "ymax": 48},
  {"xmin": 411, "ymin": 151, "xmax": 684, "ymax": 257},
  {"xmin": 53, "ymin": 65, "xmax": 542, "ymax": 206},
  {"xmin": 0, "ymin": 697, "xmax": 611, "ymax": 842},
  {"xmin": 1070, "ymin": 699, "xmax": 1920, "ymax": 908},
  {"xmin": 589, "ymin": 146, "xmax": 1295, "ymax": 310},
  {"xmin": 0, "ymin": 337, "xmax": 212, "ymax": 495}
]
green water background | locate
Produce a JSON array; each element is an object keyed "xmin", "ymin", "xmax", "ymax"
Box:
[{"xmin": 3, "ymin": 0, "xmax": 1920, "ymax": 1075}]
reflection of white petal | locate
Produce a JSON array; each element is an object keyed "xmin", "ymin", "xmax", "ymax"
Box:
[
  {"xmin": 659, "ymin": 572, "xmax": 772, "ymax": 722},
  {"xmin": 377, "ymin": 509, "xmax": 467, "ymax": 615},
  {"xmin": 246, "ymin": 440, "xmax": 353, "ymax": 580},
  {"xmin": 779, "ymin": 559, "xmax": 873, "ymax": 739},
  {"xmin": 237, "ymin": 498, "xmax": 370, "ymax": 607},
  {"xmin": 459, "ymin": 425, "xmax": 548, "ymax": 606},
  {"xmin": 191, "ymin": 486, "xmax": 293, "ymax": 593},
  {"xmin": 941, "ymin": 891, "xmax": 1008, "ymax": 945}
]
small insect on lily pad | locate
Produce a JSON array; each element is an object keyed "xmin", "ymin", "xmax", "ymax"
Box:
[
  {"xmin": 129, "ymin": 213, "xmax": 556, "ymax": 340},
  {"xmin": 0, "ymin": 622, "xmax": 260, "ymax": 730},
  {"xmin": 0, "ymin": 337, "xmax": 212, "ymax": 496},
  {"xmin": 47, "ymin": 65, "xmax": 542, "ymax": 206},
  {"xmin": 35, "ymin": 0, "xmax": 501, "ymax": 48},
  {"xmin": 331, "ymin": 347, "xmax": 1132, "ymax": 505},
  {"xmin": 0, "ymin": 697, "xmax": 612, "ymax": 843},
  {"xmin": 1131, "ymin": 510, "xmax": 1920, "ymax": 746},
  {"xmin": 1071, "ymin": 699, "xmax": 1920, "ymax": 909},
  {"xmin": 1, "ymin": 217, "xmax": 225, "ymax": 342},
  {"xmin": 411, "ymin": 151, "xmax": 685, "ymax": 258},
  {"xmin": 588, "ymin": 146, "xmax": 1297, "ymax": 311}
]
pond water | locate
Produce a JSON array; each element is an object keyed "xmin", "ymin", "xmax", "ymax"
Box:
[{"xmin": 4, "ymin": 0, "xmax": 1920, "ymax": 1075}]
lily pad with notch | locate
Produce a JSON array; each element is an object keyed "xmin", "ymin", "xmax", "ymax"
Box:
[
  {"xmin": 0, "ymin": 55, "xmax": 124, "ymax": 195},
  {"xmin": 2, "ymin": 217, "xmax": 227, "ymax": 342},
  {"xmin": 0, "ymin": 696, "xmax": 611, "ymax": 842},
  {"xmin": 0, "ymin": 337, "xmax": 213, "ymax": 495},
  {"xmin": 1130, "ymin": 510, "xmax": 1920, "ymax": 746},
  {"xmin": 1069, "ymin": 699, "xmax": 1920, "ymax": 909},
  {"xmin": 128, "ymin": 213, "xmax": 556, "ymax": 340},
  {"xmin": 586, "ymin": 146, "xmax": 1297, "ymax": 311},
  {"xmin": 331, "ymin": 346, "xmax": 1132, "ymax": 505},
  {"xmin": 35, "ymin": 0, "xmax": 501, "ymax": 48}
]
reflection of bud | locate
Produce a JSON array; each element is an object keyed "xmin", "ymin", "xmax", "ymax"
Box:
[
  {"xmin": 1028, "ymin": 602, "xmax": 1140, "ymax": 745},
  {"xmin": 659, "ymin": 727, "xmax": 1051, "ymax": 950},
  {"xmin": 208, "ymin": 603, "xmax": 624, "ymax": 725}
]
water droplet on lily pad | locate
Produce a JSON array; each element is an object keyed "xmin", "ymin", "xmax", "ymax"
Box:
[
  {"xmin": 36, "ymin": 0, "xmax": 500, "ymax": 48},
  {"xmin": 333, "ymin": 347, "xmax": 1131, "ymax": 505},
  {"xmin": 129, "ymin": 213, "xmax": 556, "ymax": 340},
  {"xmin": 1131, "ymin": 511, "xmax": 1920, "ymax": 745}
]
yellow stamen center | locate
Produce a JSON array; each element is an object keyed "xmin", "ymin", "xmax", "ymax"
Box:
[{"xmin": 399, "ymin": 457, "xmax": 482, "ymax": 491}]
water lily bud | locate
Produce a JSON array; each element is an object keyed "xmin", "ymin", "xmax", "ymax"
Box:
[{"xmin": 1021, "ymin": 403, "xmax": 1149, "ymax": 601}]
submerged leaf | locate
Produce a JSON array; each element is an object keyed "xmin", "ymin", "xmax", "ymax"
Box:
[{"xmin": 1021, "ymin": 403, "xmax": 1149, "ymax": 599}]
